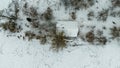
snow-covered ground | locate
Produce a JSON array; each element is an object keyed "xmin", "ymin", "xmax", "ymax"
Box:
[
  {"xmin": 0, "ymin": 0, "xmax": 120, "ymax": 68},
  {"xmin": 0, "ymin": 30, "xmax": 120, "ymax": 68},
  {"xmin": 0, "ymin": 0, "xmax": 11, "ymax": 10}
]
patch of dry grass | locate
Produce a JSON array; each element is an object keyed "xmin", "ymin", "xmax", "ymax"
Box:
[
  {"xmin": 41, "ymin": 7, "xmax": 53, "ymax": 21},
  {"xmin": 0, "ymin": 21, "xmax": 19, "ymax": 32},
  {"xmin": 110, "ymin": 26, "xmax": 120, "ymax": 39},
  {"xmin": 61, "ymin": 0, "xmax": 95, "ymax": 10}
]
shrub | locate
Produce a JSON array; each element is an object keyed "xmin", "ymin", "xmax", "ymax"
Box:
[
  {"xmin": 95, "ymin": 37, "xmax": 107, "ymax": 45},
  {"xmin": 29, "ymin": 6, "xmax": 38, "ymax": 17},
  {"xmin": 41, "ymin": 7, "xmax": 53, "ymax": 21},
  {"xmin": 97, "ymin": 9, "xmax": 109, "ymax": 21},
  {"xmin": 0, "ymin": 0, "xmax": 20, "ymax": 32},
  {"xmin": 111, "ymin": 0, "xmax": 120, "ymax": 7},
  {"xmin": 96, "ymin": 30, "xmax": 103, "ymax": 36},
  {"xmin": 70, "ymin": 12, "xmax": 76, "ymax": 20},
  {"xmin": 110, "ymin": 12, "xmax": 117, "ymax": 17},
  {"xmin": 87, "ymin": 11, "xmax": 94, "ymax": 20},
  {"xmin": 30, "ymin": 21, "xmax": 39, "ymax": 28},
  {"xmin": 110, "ymin": 11, "xmax": 120, "ymax": 17},
  {"xmin": 40, "ymin": 35, "xmax": 47, "ymax": 44},
  {"xmin": 87, "ymin": 0, "xmax": 95, "ymax": 6},
  {"xmin": 35, "ymin": 35, "xmax": 47, "ymax": 44},
  {"xmin": 85, "ymin": 30, "xmax": 107, "ymax": 45},
  {"xmin": 86, "ymin": 31, "xmax": 95, "ymax": 43},
  {"xmin": 95, "ymin": 30, "xmax": 107, "ymax": 45},
  {"xmin": 25, "ymin": 31, "xmax": 36, "ymax": 41},
  {"xmin": 0, "ymin": 21, "xmax": 18, "ymax": 32},
  {"xmin": 110, "ymin": 26, "xmax": 120, "ymax": 39},
  {"xmin": 71, "ymin": 0, "xmax": 87, "ymax": 9},
  {"xmin": 51, "ymin": 32, "xmax": 67, "ymax": 51}
]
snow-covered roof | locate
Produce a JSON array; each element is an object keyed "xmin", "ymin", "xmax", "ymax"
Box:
[{"xmin": 56, "ymin": 21, "xmax": 78, "ymax": 37}]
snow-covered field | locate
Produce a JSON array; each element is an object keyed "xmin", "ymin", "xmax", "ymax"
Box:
[
  {"xmin": 0, "ymin": 0, "xmax": 120, "ymax": 68},
  {"xmin": 0, "ymin": 30, "xmax": 120, "ymax": 68}
]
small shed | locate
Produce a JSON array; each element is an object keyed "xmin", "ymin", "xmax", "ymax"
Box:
[{"xmin": 56, "ymin": 21, "xmax": 79, "ymax": 38}]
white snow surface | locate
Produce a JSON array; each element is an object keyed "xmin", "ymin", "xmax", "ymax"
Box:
[
  {"xmin": 0, "ymin": 0, "xmax": 11, "ymax": 10},
  {"xmin": 0, "ymin": 0, "xmax": 120, "ymax": 68},
  {"xmin": 0, "ymin": 31, "xmax": 120, "ymax": 68}
]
